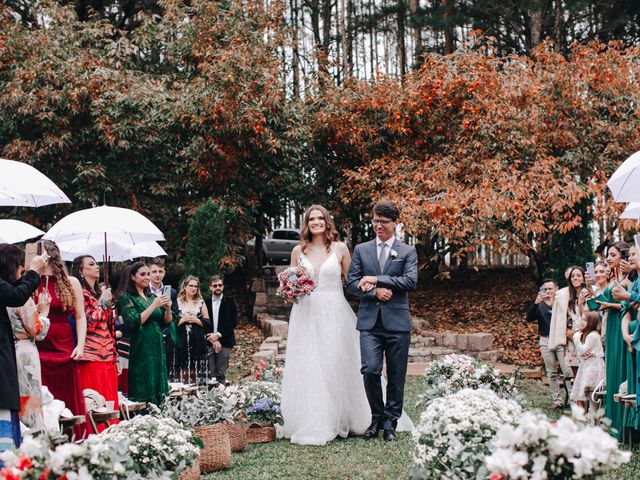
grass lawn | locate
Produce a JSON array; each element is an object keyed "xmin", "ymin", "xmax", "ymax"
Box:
[{"xmin": 203, "ymin": 377, "xmax": 640, "ymax": 479}]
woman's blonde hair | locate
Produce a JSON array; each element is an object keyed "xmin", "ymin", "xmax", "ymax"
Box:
[
  {"xmin": 300, "ymin": 204, "xmax": 339, "ymax": 254},
  {"xmin": 178, "ymin": 275, "xmax": 203, "ymax": 303},
  {"xmin": 43, "ymin": 240, "xmax": 75, "ymax": 311}
]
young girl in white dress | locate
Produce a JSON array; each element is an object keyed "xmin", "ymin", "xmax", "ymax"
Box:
[{"xmin": 571, "ymin": 311, "xmax": 605, "ymax": 406}]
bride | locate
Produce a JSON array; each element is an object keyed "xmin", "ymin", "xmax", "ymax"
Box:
[{"xmin": 281, "ymin": 204, "xmax": 411, "ymax": 446}]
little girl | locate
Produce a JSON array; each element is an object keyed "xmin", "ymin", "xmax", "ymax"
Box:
[{"xmin": 571, "ymin": 311, "xmax": 605, "ymax": 405}]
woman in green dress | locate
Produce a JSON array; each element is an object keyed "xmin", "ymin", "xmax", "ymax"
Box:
[
  {"xmin": 116, "ymin": 262, "xmax": 173, "ymax": 405},
  {"xmin": 598, "ymin": 241, "xmax": 631, "ymax": 440},
  {"xmin": 621, "ymin": 245, "xmax": 640, "ymax": 434}
]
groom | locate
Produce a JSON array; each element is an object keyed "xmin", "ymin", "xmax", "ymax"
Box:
[{"xmin": 347, "ymin": 201, "xmax": 418, "ymax": 441}]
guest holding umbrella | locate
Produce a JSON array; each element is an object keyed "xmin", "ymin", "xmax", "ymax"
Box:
[
  {"xmin": 71, "ymin": 255, "xmax": 119, "ymax": 431},
  {"xmin": 117, "ymin": 262, "xmax": 173, "ymax": 405},
  {"xmin": 0, "ymin": 244, "xmax": 47, "ymax": 453}
]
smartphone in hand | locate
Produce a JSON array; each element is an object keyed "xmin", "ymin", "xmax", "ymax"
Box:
[
  {"xmin": 162, "ymin": 285, "xmax": 172, "ymax": 297},
  {"xmin": 24, "ymin": 240, "xmax": 45, "ymax": 269},
  {"xmin": 585, "ymin": 262, "xmax": 595, "ymax": 280}
]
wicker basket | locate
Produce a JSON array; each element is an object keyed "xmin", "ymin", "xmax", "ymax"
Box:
[
  {"xmin": 178, "ymin": 457, "xmax": 200, "ymax": 480},
  {"xmin": 194, "ymin": 424, "xmax": 231, "ymax": 473},
  {"xmin": 246, "ymin": 423, "xmax": 276, "ymax": 443},
  {"xmin": 225, "ymin": 422, "xmax": 247, "ymax": 452}
]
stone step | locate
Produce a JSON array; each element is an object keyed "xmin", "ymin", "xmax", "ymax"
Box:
[
  {"xmin": 466, "ymin": 350, "xmax": 500, "ymax": 362},
  {"xmin": 253, "ymin": 350, "xmax": 275, "ymax": 363},
  {"xmin": 253, "ymin": 304, "xmax": 292, "ymax": 318},
  {"xmin": 410, "ymin": 336, "xmax": 436, "ymax": 348},
  {"xmin": 408, "ymin": 346, "xmax": 456, "ymax": 362}
]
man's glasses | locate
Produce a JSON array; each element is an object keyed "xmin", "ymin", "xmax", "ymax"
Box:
[
  {"xmin": 211, "ymin": 283, "xmax": 223, "ymax": 288},
  {"xmin": 371, "ymin": 219, "xmax": 393, "ymax": 226}
]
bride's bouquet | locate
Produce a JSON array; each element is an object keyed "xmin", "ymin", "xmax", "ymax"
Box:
[{"xmin": 276, "ymin": 265, "xmax": 316, "ymax": 303}]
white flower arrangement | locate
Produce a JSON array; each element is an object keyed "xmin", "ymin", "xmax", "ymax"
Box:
[
  {"xmin": 485, "ymin": 407, "xmax": 631, "ymax": 480},
  {"xmin": 157, "ymin": 386, "xmax": 238, "ymax": 428},
  {"xmin": 0, "ymin": 434, "xmax": 134, "ymax": 480},
  {"xmin": 418, "ymin": 353, "xmax": 519, "ymax": 407},
  {"xmin": 100, "ymin": 414, "xmax": 200, "ymax": 479},
  {"xmin": 412, "ymin": 388, "xmax": 523, "ymax": 480},
  {"xmin": 239, "ymin": 380, "xmax": 282, "ymax": 409}
]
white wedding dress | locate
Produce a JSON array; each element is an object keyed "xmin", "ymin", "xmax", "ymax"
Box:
[{"xmin": 281, "ymin": 250, "xmax": 413, "ymax": 446}]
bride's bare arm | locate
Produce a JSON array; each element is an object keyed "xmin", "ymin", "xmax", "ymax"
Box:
[
  {"xmin": 337, "ymin": 242, "xmax": 351, "ymax": 279},
  {"xmin": 290, "ymin": 245, "xmax": 302, "ymax": 267}
]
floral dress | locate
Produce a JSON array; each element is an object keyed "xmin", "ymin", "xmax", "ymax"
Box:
[
  {"xmin": 564, "ymin": 308, "xmax": 583, "ymax": 368},
  {"xmin": 7, "ymin": 298, "xmax": 50, "ymax": 432}
]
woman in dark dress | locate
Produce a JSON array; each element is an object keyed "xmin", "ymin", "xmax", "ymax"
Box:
[{"xmin": 176, "ymin": 275, "xmax": 210, "ymax": 384}]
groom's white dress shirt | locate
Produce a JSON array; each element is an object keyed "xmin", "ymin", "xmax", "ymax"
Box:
[{"xmin": 376, "ymin": 237, "xmax": 396, "ymax": 265}]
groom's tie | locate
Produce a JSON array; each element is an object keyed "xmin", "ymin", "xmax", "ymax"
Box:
[{"xmin": 378, "ymin": 243, "xmax": 388, "ymax": 272}]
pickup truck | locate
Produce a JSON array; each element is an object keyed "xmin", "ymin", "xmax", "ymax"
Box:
[{"xmin": 262, "ymin": 229, "xmax": 300, "ymax": 264}]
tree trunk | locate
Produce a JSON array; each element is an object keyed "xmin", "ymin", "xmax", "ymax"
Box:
[
  {"xmin": 554, "ymin": 0, "xmax": 563, "ymax": 51},
  {"xmin": 290, "ymin": 0, "xmax": 301, "ymax": 97},
  {"xmin": 527, "ymin": 0, "xmax": 546, "ymax": 51},
  {"xmin": 346, "ymin": 0, "xmax": 354, "ymax": 78},
  {"xmin": 369, "ymin": 0, "xmax": 376, "ymax": 78},
  {"xmin": 396, "ymin": 0, "xmax": 407, "ymax": 77},
  {"xmin": 338, "ymin": 0, "xmax": 347, "ymax": 82},
  {"xmin": 409, "ymin": 0, "xmax": 422, "ymax": 66},
  {"xmin": 442, "ymin": 0, "xmax": 455, "ymax": 54},
  {"xmin": 321, "ymin": 0, "xmax": 333, "ymax": 78},
  {"xmin": 307, "ymin": 0, "xmax": 329, "ymax": 82}
]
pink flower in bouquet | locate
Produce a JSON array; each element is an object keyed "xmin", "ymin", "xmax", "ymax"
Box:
[{"xmin": 276, "ymin": 265, "xmax": 316, "ymax": 303}]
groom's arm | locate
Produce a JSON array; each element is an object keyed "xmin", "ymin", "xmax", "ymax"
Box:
[
  {"xmin": 347, "ymin": 245, "xmax": 376, "ymax": 299},
  {"xmin": 375, "ymin": 247, "xmax": 418, "ymax": 292}
]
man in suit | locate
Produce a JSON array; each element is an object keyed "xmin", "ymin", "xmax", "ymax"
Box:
[
  {"xmin": 205, "ymin": 275, "xmax": 238, "ymax": 385},
  {"xmin": 347, "ymin": 201, "xmax": 418, "ymax": 442},
  {"xmin": 148, "ymin": 257, "xmax": 180, "ymax": 379}
]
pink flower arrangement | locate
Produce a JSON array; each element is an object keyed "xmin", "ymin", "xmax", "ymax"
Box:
[{"xmin": 276, "ymin": 265, "xmax": 316, "ymax": 303}]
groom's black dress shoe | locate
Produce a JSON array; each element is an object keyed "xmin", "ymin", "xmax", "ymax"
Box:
[
  {"xmin": 383, "ymin": 429, "xmax": 397, "ymax": 442},
  {"xmin": 363, "ymin": 422, "xmax": 382, "ymax": 439}
]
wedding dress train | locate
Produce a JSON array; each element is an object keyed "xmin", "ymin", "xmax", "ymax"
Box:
[{"xmin": 281, "ymin": 251, "xmax": 413, "ymax": 446}]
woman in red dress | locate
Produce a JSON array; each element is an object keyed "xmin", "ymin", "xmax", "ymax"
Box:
[
  {"xmin": 71, "ymin": 255, "xmax": 119, "ymax": 432},
  {"xmin": 35, "ymin": 241, "xmax": 87, "ymax": 437}
]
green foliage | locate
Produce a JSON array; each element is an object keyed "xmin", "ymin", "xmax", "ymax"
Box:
[
  {"xmin": 183, "ymin": 199, "xmax": 249, "ymax": 280},
  {"xmin": 544, "ymin": 199, "xmax": 595, "ymax": 285}
]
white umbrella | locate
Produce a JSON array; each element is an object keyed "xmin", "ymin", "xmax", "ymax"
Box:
[
  {"xmin": 0, "ymin": 219, "xmax": 45, "ymax": 244},
  {"xmin": 620, "ymin": 202, "xmax": 640, "ymax": 220},
  {"xmin": 44, "ymin": 206, "xmax": 165, "ymax": 282},
  {"xmin": 43, "ymin": 206, "xmax": 165, "ymax": 244},
  {"xmin": 128, "ymin": 241, "xmax": 167, "ymax": 259},
  {"xmin": 607, "ymin": 151, "xmax": 640, "ymax": 202},
  {"xmin": 58, "ymin": 238, "xmax": 166, "ymax": 262},
  {"xmin": 0, "ymin": 159, "xmax": 71, "ymax": 207}
]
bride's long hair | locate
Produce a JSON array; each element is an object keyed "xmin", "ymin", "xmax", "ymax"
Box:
[{"xmin": 300, "ymin": 204, "xmax": 339, "ymax": 254}]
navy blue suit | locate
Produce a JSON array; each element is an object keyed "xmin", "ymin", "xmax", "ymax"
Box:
[{"xmin": 347, "ymin": 239, "xmax": 417, "ymax": 430}]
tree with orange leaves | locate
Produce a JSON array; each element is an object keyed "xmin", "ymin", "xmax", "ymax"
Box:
[{"xmin": 310, "ymin": 39, "xmax": 640, "ymax": 279}]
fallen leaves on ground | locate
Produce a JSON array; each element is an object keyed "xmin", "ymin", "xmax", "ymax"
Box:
[
  {"xmin": 410, "ymin": 268, "xmax": 541, "ymax": 367},
  {"xmin": 227, "ymin": 321, "xmax": 264, "ymax": 381}
]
